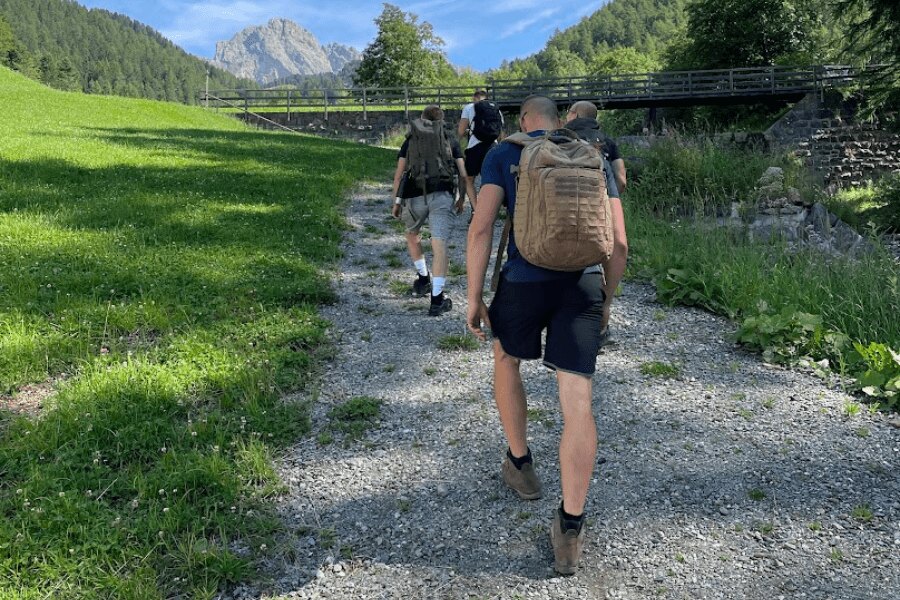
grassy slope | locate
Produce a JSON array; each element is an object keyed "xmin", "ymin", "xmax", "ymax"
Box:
[{"xmin": 0, "ymin": 67, "xmax": 393, "ymax": 598}]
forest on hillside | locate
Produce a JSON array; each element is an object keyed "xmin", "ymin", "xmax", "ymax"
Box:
[{"xmin": 0, "ymin": 0, "xmax": 251, "ymax": 103}]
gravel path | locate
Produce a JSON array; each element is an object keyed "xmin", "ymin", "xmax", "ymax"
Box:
[{"xmin": 231, "ymin": 182, "xmax": 899, "ymax": 600}]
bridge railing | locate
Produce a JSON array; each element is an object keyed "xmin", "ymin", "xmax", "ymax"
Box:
[
  {"xmin": 487, "ymin": 65, "xmax": 824, "ymax": 105},
  {"xmin": 202, "ymin": 65, "xmax": 868, "ymax": 116},
  {"xmin": 202, "ymin": 83, "xmax": 479, "ymax": 117}
]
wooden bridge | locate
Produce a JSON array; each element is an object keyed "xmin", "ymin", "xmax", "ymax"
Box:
[{"xmin": 202, "ymin": 64, "xmax": 875, "ymax": 118}]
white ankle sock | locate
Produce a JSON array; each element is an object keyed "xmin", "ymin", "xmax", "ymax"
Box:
[
  {"xmin": 414, "ymin": 259, "xmax": 428, "ymax": 276},
  {"xmin": 432, "ymin": 276, "xmax": 446, "ymax": 296}
]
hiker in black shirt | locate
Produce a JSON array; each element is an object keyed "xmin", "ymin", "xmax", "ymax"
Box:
[{"xmin": 566, "ymin": 101, "xmax": 629, "ymax": 346}]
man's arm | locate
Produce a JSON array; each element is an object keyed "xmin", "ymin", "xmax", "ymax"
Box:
[
  {"xmin": 457, "ymin": 117, "xmax": 470, "ymax": 141},
  {"xmin": 391, "ymin": 157, "xmax": 406, "ymax": 218},
  {"xmin": 611, "ymin": 158, "xmax": 626, "ymax": 193},
  {"xmin": 392, "ymin": 157, "xmax": 406, "ymax": 198},
  {"xmin": 466, "ymin": 183, "xmax": 504, "ymax": 340}
]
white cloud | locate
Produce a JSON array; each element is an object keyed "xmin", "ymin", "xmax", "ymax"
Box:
[
  {"xmin": 500, "ymin": 7, "xmax": 560, "ymax": 39},
  {"xmin": 487, "ymin": 0, "xmax": 545, "ymax": 14}
]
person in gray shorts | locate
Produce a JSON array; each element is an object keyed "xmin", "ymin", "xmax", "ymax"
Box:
[{"xmin": 391, "ymin": 105, "xmax": 476, "ymax": 316}]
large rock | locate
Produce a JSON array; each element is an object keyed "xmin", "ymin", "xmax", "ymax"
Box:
[
  {"xmin": 211, "ymin": 18, "xmax": 360, "ymax": 86},
  {"xmin": 742, "ymin": 166, "xmax": 872, "ymax": 257}
]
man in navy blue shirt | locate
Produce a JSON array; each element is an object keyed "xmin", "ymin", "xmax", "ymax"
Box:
[{"xmin": 465, "ymin": 95, "xmax": 619, "ymax": 575}]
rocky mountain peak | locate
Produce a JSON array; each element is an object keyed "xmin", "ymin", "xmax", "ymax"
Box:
[{"xmin": 211, "ymin": 18, "xmax": 360, "ymax": 86}]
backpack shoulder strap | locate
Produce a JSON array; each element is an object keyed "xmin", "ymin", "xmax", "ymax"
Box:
[{"xmin": 503, "ymin": 132, "xmax": 537, "ymax": 147}]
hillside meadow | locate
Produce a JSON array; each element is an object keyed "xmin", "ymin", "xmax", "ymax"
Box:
[{"xmin": 0, "ymin": 67, "xmax": 393, "ymax": 598}]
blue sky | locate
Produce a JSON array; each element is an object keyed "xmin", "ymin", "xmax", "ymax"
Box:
[{"xmin": 76, "ymin": 1, "xmax": 607, "ymax": 72}]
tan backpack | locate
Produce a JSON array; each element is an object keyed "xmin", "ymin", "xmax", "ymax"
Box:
[{"xmin": 503, "ymin": 128, "xmax": 613, "ymax": 272}]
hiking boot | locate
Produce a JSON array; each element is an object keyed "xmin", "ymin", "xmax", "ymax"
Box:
[
  {"xmin": 550, "ymin": 509, "xmax": 586, "ymax": 575},
  {"xmin": 501, "ymin": 457, "xmax": 542, "ymax": 500},
  {"xmin": 412, "ymin": 274, "xmax": 431, "ymax": 297},
  {"xmin": 428, "ymin": 295, "xmax": 452, "ymax": 316},
  {"xmin": 596, "ymin": 326, "xmax": 612, "ymax": 355}
]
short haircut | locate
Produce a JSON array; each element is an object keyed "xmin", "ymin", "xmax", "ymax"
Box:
[
  {"xmin": 569, "ymin": 100, "xmax": 598, "ymax": 120},
  {"xmin": 422, "ymin": 105, "xmax": 444, "ymax": 121},
  {"xmin": 520, "ymin": 94, "xmax": 559, "ymax": 122},
  {"xmin": 473, "ymin": 89, "xmax": 488, "ymax": 100}
]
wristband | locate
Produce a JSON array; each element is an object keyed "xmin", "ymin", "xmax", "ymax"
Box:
[{"xmin": 394, "ymin": 197, "xmax": 402, "ymax": 205}]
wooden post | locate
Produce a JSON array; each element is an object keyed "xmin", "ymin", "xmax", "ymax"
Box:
[
  {"xmin": 729, "ymin": 70, "xmax": 734, "ymax": 93},
  {"xmin": 243, "ymin": 92, "xmax": 248, "ymax": 118},
  {"xmin": 688, "ymin": 72, "xmax": 693, "ymax": 94},
  {"xmin": 363, "ymin": 88, "xmax": 368, "ymax": 122},
  {"xmin": 324, "ymin": 91, "xmax": 328, "ymax": 120},
  {"xmin": 404, "ymin": 86, "xmax": 409, "ymax": 119},
  {"xmin": 770, "ymin": 67, "xmax": 776, "ymax": 93},
  {"xmin": 286, "ymin": 90, "xmax": 291, "ymax": 120}
]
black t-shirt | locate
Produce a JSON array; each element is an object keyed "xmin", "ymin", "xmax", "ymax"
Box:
[{"xmin": 397, "ymin": 137, "xmax": 464, "ymax": 199}]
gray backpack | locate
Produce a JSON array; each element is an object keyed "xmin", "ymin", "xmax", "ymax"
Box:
[{"xmin": 405, "ymin": 118, "xmax": 456, "ymax": 194}]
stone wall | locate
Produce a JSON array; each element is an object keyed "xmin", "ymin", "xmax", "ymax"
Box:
[
  {"xmin": 237, "ymin": 109, "xmax": 464, "ymax": 145},
  {"xmin": 765, "ymin": 93, "xmax": 900, "ymax": 190}
]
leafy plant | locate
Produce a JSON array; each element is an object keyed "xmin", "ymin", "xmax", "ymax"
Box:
[
  {"xmin": 848, "ymin": 341, "xmax": 900, "ymax": 407},
  {"xmin": 736, "ymin": 304, "xmax": 825, "ymax": 364},
  {"xmin": 655, "ymin": 267, "xmax": 728, "ymax": 315}
]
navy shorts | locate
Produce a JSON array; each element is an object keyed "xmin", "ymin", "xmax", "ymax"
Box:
[
  {"xmin": 464, "ymin": 141, "xmax": 494, "ymax": 177},
  {"xmin": 488, "ymin": 271, "xmax": 606, "ymax": 376}
]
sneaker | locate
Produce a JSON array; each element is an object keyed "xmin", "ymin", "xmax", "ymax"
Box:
[
  {"xmin": 412, "ymin": 274, "xmax": 431, "ymax": 297},
  {"xmin": 501, "ymin": 457, "xmax": 543, "ymax": 500},
  {"xmin": 550, "ymin": 509, "xmax": 586, "ymax": 575},
  {"xmin": 428, "ymin": 295, "xmax": 452, "ymax": 316}
]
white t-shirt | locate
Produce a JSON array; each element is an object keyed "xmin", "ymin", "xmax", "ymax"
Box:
[{"xmin": 461, "ymin": 102, "xmax": 503, "ymax": 150}]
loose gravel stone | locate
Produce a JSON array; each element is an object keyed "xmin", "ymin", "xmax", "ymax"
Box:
[{"xmin": 229, "ymin": 182, "xmax": 898, "ymax": 600}]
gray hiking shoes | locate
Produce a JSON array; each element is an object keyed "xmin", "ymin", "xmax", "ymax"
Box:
[
  {"xmin": 501, "ymin": 457, "xmax": 543, "ymax": 500},
  {"xmin": 550, "ymin": 509, "xmax": 586, "ymax": 575}
]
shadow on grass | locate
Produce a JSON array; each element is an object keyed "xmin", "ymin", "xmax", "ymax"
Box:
[{"xmin": 0, "ymin": 127, "xmax": 394, "ymax": 595}]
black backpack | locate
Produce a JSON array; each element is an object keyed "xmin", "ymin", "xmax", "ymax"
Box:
[{"xmin": 472, "ymin": 100, "xmax": 502, "ymax": 143}]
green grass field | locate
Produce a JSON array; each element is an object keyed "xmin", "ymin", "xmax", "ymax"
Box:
[{"xmin": 0, "ymin": 67, "xmax": 393, "ymax": 598}]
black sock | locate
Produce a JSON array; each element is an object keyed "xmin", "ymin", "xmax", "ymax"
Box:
[
  {"xmin": 559, "ymin": 502, "xmax": 585, "ymax": 533},
  {"xmin": 506, "ymin": 447, "xmax": 532, "ymax": 469}
]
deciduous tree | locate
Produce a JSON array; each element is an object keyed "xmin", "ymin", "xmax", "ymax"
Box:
[
  {"xmin": 353, "ymin": 3, "xmax": 453, "ymax": 89},
  {"xmin": 667, "ymin": 0, "xmax": 823, "ymax": 69}
]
